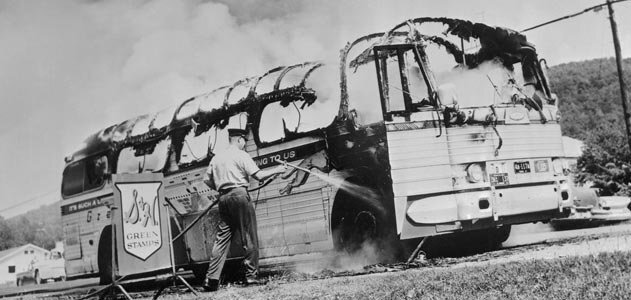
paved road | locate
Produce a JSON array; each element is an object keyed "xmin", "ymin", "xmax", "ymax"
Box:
[
  {"xmin": 0, "ymin": 277, "xmax": 99, "ymax": 298},
  {"xmin": 503, "ymin": 221, "xmax": 631, "ymax": 247}
]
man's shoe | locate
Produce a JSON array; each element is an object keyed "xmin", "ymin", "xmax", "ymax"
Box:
[
  {"xmin": 202, "ymin": 278, "xmax": 219, "ymax": 292},
  {"xmin": 245, "ymin": 277, "xmax": 266, "ymax": 286}
]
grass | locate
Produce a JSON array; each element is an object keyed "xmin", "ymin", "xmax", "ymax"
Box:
[{"xmin": 155, "ymin": 251, "xmax": 631, "ymax": 300}]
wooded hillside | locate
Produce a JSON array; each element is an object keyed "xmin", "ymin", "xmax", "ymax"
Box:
[
  {"xmin": 550, "ymin": 57, "xmax": 631, "ymax": 194},
  {"xmin": 0, "ymin": 202, "xmax": 62, "ymax": 251},
  {"xmin": 550, "ymin": 57, "xmax": 631, "ymax": 142}
]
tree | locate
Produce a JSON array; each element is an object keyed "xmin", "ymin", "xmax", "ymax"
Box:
[
  {"xmin": 0, "ymin": 216, "xmax": 16, "ymax": 250},
  {"xmin": 549, "ymin": 57, "xmax": 631, "ymax": 196},
  {"xmin": 575, "ymin": 122, "xmax": 631, "ymax": 196}
]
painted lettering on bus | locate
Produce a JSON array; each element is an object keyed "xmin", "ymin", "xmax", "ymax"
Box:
[
  {"xmin": 251, "ymin": 141, "xmax": 326, "ymax": 169},
  {"xmin": 62, "ymin": 198, "xmax": 103, "ymax": 215},
  {"xmin": 254, "ymin": 150, "xmax": 296, "ymax": 168},
  {"xmin": 124, "ymin": 189, "xmax": 159, "ymax": 227}
]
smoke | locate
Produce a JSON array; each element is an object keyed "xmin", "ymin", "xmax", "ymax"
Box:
[
  {"xmin": 433, "ymin": 59, "xmax": 517, "ymax": 108},
  {"xmin": 286, "ymin": 169, "xmax": 390, "ymax": 274},
  {"xmin": 292, "ymin": 240, "xmax": 383, "ymax": 275}
]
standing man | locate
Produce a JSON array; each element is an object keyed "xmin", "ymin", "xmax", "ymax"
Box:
[{"xmin": 202, "ymin": 128, "xmax": 286, "ymax": 292}]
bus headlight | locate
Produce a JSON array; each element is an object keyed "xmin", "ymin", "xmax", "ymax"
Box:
[
  {"xmin": 552, "ymin": 158, "xmax": 563, "ymax": 175},
  {"xmin": 466, "ymin": 163, "xmax": 484, "ymax": 183}
]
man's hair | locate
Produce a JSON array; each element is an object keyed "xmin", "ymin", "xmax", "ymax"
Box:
[{"xmin": 229, "ymin": 136, "xmax": 242, "ymax": 143}]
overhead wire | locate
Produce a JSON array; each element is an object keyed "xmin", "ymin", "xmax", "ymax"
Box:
[
  {"xmin": 0, "ymin": 189, "xmax": 58, "ymax": 215},
  {"xmin": 522, "ymin": 0, "xmax": 631, "ymax": 32}
]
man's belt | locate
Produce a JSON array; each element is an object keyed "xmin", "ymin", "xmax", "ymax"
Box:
[{"xmin": 218, "ymin": 186, "xmax": 246, "ymax": 195}]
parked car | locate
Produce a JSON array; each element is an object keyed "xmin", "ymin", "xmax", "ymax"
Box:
[
  {"xmin": 16, "ymin": 250, "xmax": 66, "ymax": 286},
  {"xmin": 551, "ymin": 185, "xmax": 631, "ymax": 230}
]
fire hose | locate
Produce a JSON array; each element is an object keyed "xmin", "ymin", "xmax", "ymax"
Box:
[{"xmin": 171, "ymin": 160, "xmax": 306, "ymax": 242}]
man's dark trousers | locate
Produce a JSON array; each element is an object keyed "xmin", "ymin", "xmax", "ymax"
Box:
[{"xmin": 205, "ymin": 187, "xmax": 259, "ymax": 281}]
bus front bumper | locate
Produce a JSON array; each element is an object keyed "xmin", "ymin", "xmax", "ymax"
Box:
[{"xmin": 399, "ymin": 181, "xmax": 571, "ymax": 240}]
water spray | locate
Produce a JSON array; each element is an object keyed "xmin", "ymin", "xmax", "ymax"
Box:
[
  {"xmin": 278, "ymin": 159, "xmax": 314, "ymax": 174},
  {"xmin": 277, "ymin": 159, "xmax": 343, "ymax": 188}
]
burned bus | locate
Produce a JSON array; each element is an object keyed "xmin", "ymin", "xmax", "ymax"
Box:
[{"xmin": 61, "ymin": 18, "xmax": 570, "ymax": 282}]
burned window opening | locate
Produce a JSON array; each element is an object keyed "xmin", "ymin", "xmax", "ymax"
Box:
[
  {"xmin": 62, "ymin": 155, "xmax": 109, "ymax": 197},
  {"xmin": 116, "ymin": 137, "xmax": 171, "ymax": 174},
  {"xmin": 341, "ymin": 18, "xmax": 555, "ymax": 128},
  {"xmin": 252, "ymin": 86, "xmax": 323, "ymax": 146},
  {"xmin": 374, "ymin": 45, "xmax": 433, "ymax": 121}
]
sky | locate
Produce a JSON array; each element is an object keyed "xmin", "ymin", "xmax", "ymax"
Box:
[{"xmin": 0, "ymin": 0, "xmax": 630, "ymax": 218}]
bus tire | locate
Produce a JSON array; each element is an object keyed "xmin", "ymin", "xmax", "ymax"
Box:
[
  {"xmin": 34, "ymin": 270, "xmax": 41, "ymax": 285},
  {"xmin": 97, "ymin": 225, "xmax": 113, "ymax": 285},
  {"xmin": 494, "ymin": 225, "xmax": 512, "ymax": 244},
  {"xmin": 471, "ymin": 226, "xmax": 511, "ymax": 253},
  {"xmin": 336, "ymin": 209, "xmax": 379, "ymax": 253},
  {"xmin": 332, "ymin": 185, "xmax": 394, "ymax": 259},
  {"xmin": 16, "ymin": 278, "xmax": 21, "ymax": 286}
]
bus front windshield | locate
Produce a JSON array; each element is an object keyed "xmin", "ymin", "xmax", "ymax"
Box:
[{"xmin": 425, "ymin": 44, "xmax": 540, "ymax": 108}]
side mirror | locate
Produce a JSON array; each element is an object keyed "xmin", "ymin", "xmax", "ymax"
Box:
[{"xmin": 550, "ymin": 93, "xmax": 558, "ymax": 106}]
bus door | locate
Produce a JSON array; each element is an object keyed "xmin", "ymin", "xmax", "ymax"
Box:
[
  {"xmin": 373, "ymin": 45, "xmax": 456, "ymax": 237},
  {"xmin": 63, "ymin": 223, "xmax": 82, "ymax": 260}
]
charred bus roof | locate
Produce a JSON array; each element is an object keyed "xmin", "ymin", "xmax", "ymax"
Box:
[
  {"xmin": 339, "ymin": 17, "xmax": 541, "ymax": 117},
  {"xmin": 66, "ymin": 18, "xmax": 542, "ymax": 164},
  {"xmin": 343, "ymin": 17, "xmax": 535, "ymax": 70},
  {"xmin": 66, "ymin": 61, "xmax": 326, "ymax": 164}
]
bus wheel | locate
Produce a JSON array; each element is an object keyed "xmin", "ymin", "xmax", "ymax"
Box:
[
  {"xmin": 97, "ymin": 225, "xmax": 113, "ymax": 285},
  {"xmin": 16, "ymin": 278, "xmax": 21, "ymax": 286},
  {"xmin": 335, "ymin": 207, "xmax": 382, "ymax": 254},
  {"xmin": 34, "ymin": 270, "xmax": 41, "ymax": 285},
  {"xmin": 332, "ymin": 181, "xmax": 397, "ymax": 261},
  {"xmin": 494, "ymin": 225, "xmax": 512, "ymax": 244},
  {"xmin": 473, "ymin": 226, "xmax": 511, "ymax": 253}
]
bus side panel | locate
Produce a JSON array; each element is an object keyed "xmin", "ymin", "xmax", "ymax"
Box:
[
  {"xmin": 387, "ymin": 126, "xmax": 452, "ymax": 196},
  {"xmin": 493, "ymin": 124, "xmax": 565, "ymax": 160},
  {"xmin": 252, "ymin": 165, "xmax": 332, "ymax": 257},
  {"xmin": 444, "ymin": 123, "xmax": 564, "ymax": 165},
  {"xmin": 63, "ymin": 223, "xmax": 81, "ymax": 260},
  {"xmin": 61, "ymin": 193, "xmax": 112, "ymax": 277},
  {"xmin": 386, "ymin": 125, "xmax": 454, "ymax": 236},
  {"xmin": 248, "ymin": 137, "xmax": 332, "ymax": 257}
]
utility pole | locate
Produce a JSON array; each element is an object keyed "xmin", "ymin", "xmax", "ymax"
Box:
[{"xmin": 607, "ymin": 0, "xmax": 631, "ymax": 151}]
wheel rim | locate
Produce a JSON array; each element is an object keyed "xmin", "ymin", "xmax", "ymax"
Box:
[
  {"xmin": 338, "ymin": 210, "xmax": 378, "ymax": 252},
  {"xmin": 354, "ymin": 210, "xmax": 378, "ymax": 240}
]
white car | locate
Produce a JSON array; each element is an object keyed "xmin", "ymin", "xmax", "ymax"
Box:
[
  {"xmin": 592, "ymin": 195, "xmax": 631, "ymax": 221},
  {"xmin": 552, "ymin": 186, "xmax": 631, "ymax": 229},
  {"xmin": 16, "ymin": 250, "xmax": 66, "ymax": 285}
]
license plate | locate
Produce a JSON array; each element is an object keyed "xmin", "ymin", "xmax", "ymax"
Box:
[
  {"xmin": 514, "ymin": 161, "xmax": 531, "ymax": 174},
  {"xmin": 490, "ymin": 173, "xmax": 509, "ymax": 186}
]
